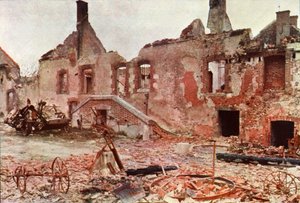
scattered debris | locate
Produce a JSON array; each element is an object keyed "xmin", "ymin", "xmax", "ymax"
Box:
[
  {"xmin": 4, "ymin": 100, "xmax": 69, "ymax": 135},
  {"xmin": 113, "ymin": 182, "xmax": 146, "ymax": 203},
  {"xmin": 150, "ymin": 174, "xmax": 236, "ymax": 201}
]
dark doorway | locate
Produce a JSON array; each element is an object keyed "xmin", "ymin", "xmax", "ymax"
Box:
[
  {"xmin": 208, "ymin": 71, "xmax": 213, "ymax": 93},
  {"xmin": 219, "ymin": 110, "xmax": 239, "ymax": 137},
  {"xmin": 271, "ymin": 121, "xmax": 294, "ymax": 148},
  {"xmin": 96, "ymin": 110, "xmax": 107, "ymax": 125}
]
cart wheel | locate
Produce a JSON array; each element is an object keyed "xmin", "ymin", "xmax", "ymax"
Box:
[
  {"xmin": 13, "ymin": 166, "xmax": 27, "ymax": 194},
  {"xmin": 296, "ymin": 148, "xmax": 300, "ymax": 157},
  {"xmin": 51, "ymin": 157, "xmax": 70, "ymax": 193},
  {"xmin": 264, "ymin": 171, "xmax": 297, "ymax": 195}
]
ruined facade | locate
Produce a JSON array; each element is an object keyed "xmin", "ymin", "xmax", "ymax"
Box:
[
  {"xmin": 35, "ymin": 1, "xmax": 125, "ymax": 122},
  {"xmin": 0, "ymin": 47, "xmax": 20, "ymax": 116},
  {"xmin": 17, "ymin": 0, "xmax": 300, "ymax": 146}
]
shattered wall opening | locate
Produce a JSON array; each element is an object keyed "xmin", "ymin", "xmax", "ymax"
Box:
[
  {"xmin": 116, "ymin": 66, "xmax": 126, "ymax": 96},
  {"xmin": 57, "ymin": 69, "xmax": 68, "ymax": 94},
  {"xmin": 264, "ymin": 55, "xmax": 285, "ymax": 90},
  {"xmin": 6, "ymin": 89, "xmax": 16, "ymax": 112},
  {"xmin": 80, "ymin": 66, "xmax": 94, "ymax": 94},
  {"xmin": 208, "ymin": 60, "xmax": 225, "ymax": 93},
  {"xmin": 68, "ymin": 100, "xmax": 78, "ymax": 118},
  {"xmin": 218, "ymin": 110, "xmax": 239, "ymax": 137},
  {"xmin": 271, "ymin": 120, "xmax": 294, "ymax": 148},
  {"xmin": 138, "ymin": 62, "xmax": 151, "ymax": 90}
]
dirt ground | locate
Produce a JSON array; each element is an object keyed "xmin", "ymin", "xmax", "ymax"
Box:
[{"xmin": 0, "ymin": 121, "xmax": 299, "ymax": 203}]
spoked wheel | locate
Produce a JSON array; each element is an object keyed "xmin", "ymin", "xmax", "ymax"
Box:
[
  {"xmin": 13, "ymin": 166, "xmax": 27, "ymax": 194},
  {"xmin": 296, "ymin": 148, "xmax": 300, "ymax": 157},
  {"xmin": 51, "ymin": 157, "xmax": 70, "ymax": 193},
  {"xmin": 264, "ymin": 171, "xmax": 297, "ymax": 195}
]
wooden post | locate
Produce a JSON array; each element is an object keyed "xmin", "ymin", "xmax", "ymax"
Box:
[{"xmin": 212, "ymin": 140, "xmax": 216, "ymax": 183}]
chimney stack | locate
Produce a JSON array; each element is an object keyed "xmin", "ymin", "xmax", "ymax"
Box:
[
  {"xmin": 76, "ymin": 0, "xmax": 88, "ymax": 59},
  {"xmin": 207, "ymin": 0, "xmax": 232, "ymax": 34},
  {"xmin": 276, "ymin": 10, "xmax": 290, "ymax": 45},
  {"xmin": 290, "ymin": 16, "xmax": 298, "ymax": 27},
  {"xmin": 77, "ymin": 0, "xmax": 88, "ymax": 24}
]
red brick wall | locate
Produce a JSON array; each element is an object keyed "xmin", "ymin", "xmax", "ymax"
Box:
[
  {"xmin": 79, "ymin": 99, "xmax": 140, "ymax": 127},
  {"xmin": 264, "ymin": 55, "xmax": 285, "ymax": 90}
]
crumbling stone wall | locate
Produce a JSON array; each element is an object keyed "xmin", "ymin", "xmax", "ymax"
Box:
[
  {"xmin": 124, "ymin": 29, "xmax": 252, "ymax": 137},
  {"xmin": 0, "ymin": 47, "xmax": 21, "ymax": 116},
  {"xmin": 17, "ymin": 76, "xmax": 39, "ymax": 107},
  {"xmin": 34, "ymin": 1, "xmax": 125, "ymax": 117},
  {"xmin": 17, "ymin": 0, "xmax": 300, "ymax": 147}
]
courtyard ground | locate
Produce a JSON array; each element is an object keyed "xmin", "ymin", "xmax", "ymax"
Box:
[{"xmin": 0, "ymin": 121, "xmax": 299, "ymax": 203}]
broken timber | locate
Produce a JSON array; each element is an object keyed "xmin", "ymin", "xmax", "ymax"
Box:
[
  {"xmin": 125, "ymin": 165, "xmax": 178, "ymax": 176},
  {"xmin": 217, "ymin": 153, "xmax": 300, "ymax": 166}
]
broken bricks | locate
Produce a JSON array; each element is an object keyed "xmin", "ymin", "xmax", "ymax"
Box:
[{"xmin": 150, "ymin": 174, "xmax": 236, "ymax": 201}]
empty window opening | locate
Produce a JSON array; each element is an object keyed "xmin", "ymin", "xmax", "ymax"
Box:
[
  {"xmin": 6, "ymin": 90, "xmax": 16, "ymax": 112},
  {"xmin": 208, "ymin": 60, "xmax": 225, "ymax": 93},
  {"xmin": 57, "ymin": 71, "xmax": 68, "ymax": 94},
  {"xmin": 83, "ymin": 68, "xmax": 93, "ymax": 94},
  {"xmin": 116, "ymin": 66, "xmax": 126, "ymax": 96},
  {"xmin": 219, "ymin": 110, "xmax": 239, "ymax": 137},
  {"xmin": 96, "ymin": 109, "xmax": 107, "ymax": 125},
  {"xmin": 0, "ymin": 74, "xmax": 3, "ymax": 84},
  {"xmin": 68, "ymin": 101, "xmax": 78, "ymax": 118},
  {"xmin": 271, "ymin": 121, "xmax": 294, "ymax": 148},
  {"xmin": 292, "ymin": 52, "xmax": 296, "ymax": 59},
  {"xmin": 139, "ymin": 63, "xmax": 151, "ymax": 89},
  {"xmin": 264, "ymin": 55, "xmax": 285, "ymax": 90}
]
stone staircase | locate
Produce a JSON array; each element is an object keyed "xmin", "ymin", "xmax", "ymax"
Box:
[{"xmin": 72, "ymin": 95, "xmax": 175, "ymax": 138}]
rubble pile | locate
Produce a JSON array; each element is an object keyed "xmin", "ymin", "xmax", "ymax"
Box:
[
  {"xmin": 227, "ymin": 137, "xmax": 299, "ymax": 158},
  {"xmin": 1, "ymin": 132, "xmax": 300, "ymax": 202}
]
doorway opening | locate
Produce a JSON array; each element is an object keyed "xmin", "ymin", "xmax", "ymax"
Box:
[
  {"xmin": 96, "ymin": 109, "xmax": 107, "ymax": 125},
  {"xmin": 219, "ymin": 110, "xmax": 239, "ymax": 137},
  {"xmin": 271, "ymin": 121, "xmax": 294, "ymax": 148}
]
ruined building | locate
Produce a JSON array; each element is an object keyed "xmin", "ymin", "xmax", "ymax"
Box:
[
  {"xmin": 0, "ymin": 47, "xmax": 20, "ymax": 116},
  {"xmin": 20, "ymin": 0, "xmax": 300, "ymax": 146}
]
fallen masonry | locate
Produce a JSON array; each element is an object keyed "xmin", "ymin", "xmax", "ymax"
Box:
[{"xmin": 1, "ymin": 127, "xmax": 300, "ymax": 202}]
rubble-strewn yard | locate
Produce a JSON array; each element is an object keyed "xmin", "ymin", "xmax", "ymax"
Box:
[{"xmin": 1, "ymin": 122, "xmax": 299, "ymax": 203}]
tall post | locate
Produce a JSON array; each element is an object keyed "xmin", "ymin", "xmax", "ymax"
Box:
[{"xmin": 212, "ymin": 140, "xmax": 216, "ymax": 183}]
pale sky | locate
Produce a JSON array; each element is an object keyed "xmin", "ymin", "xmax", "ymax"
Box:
[{"xmin": 0, "ymin": 0, "xmax": 299, "ymax": 76}]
